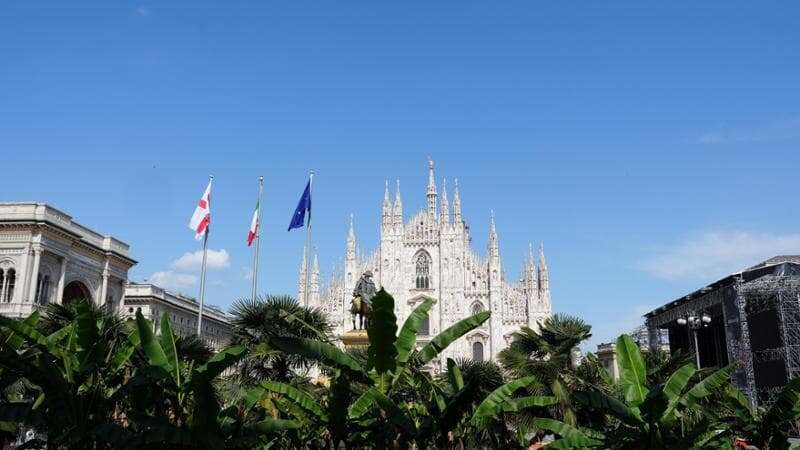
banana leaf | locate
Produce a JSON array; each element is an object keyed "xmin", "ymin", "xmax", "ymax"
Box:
[
  {"xmin": 419, "ymin": 311, "xmax": 490, "ymax": 364},
  {"xmin": 616, "ymin": 334, "xmax": 648, "ymax": 407},
  {"xmin": 470, "ymin": 375, "xmax": 537, "ymax": 425},
  {"xmin": 348, "ymin": 387, "xmax": 416, "ymax": 435},
  {"xmin": 367, "ymin": 289, "xmax": 398, "ymax": 375},
  {"xmin": 134, "ymin": 310, "xmax": 171, "ymax": 373},
  {"xmin": 573, "ymin": 390, "xmax": 642, "ymax": 425},
  {"xmin": 395, "ymin": 298, "xmax": 434, "ymax": 366},
  {"xmin": 662, "ymin": 363, "xmax": 696, "ymax": 401},
  {"xmin": 261, "ymin": 380, "xmax": 327, "ymax": 420},
  {"xmin": 160, "ymin": 312, "xmax": 181, "ymax": 386},
  {"xmin": 270, "ymin": 336, "xmax": 365, "ymax": 376},
  {"xmin": 446, "ymin": 357, "xmax": 464, "ymax": 391},
  {"xmin": 532, "ymin": 417, "xmax": 603, "ymax": 449}
]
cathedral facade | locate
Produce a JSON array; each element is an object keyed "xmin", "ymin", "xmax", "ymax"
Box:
[{"xmin": 299, "ymin": 161, "xmax": 553, "ymax": 367}]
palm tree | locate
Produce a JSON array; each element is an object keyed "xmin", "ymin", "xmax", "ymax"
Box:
[
  {"xmin": 174, "ymin": 333, "xmax": 214, "ymax": 364},
  {"xmin": 228, "ymin": 295, "xmax": 334, "ymax": 384},
  {"xmin": 498, "ymin": 313, "xmax": 596, "ymax": 426},
  {"xmin": 499, "ymin": 314, "xmax": 592, "ymax": 380}
]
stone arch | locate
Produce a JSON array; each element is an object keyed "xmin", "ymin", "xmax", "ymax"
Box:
[
  {"xmin": 62, "ymin": 280, "xmax": 92, "ymax": 305},
  {"xmin": 0, "ymin": 258, "xmax": 16, "ymax": 270},
  {"xmin": 470, "ymin": 301, "xmax": 485, "ymax": 316},
  {"xmin": 466, "ymin": 331, "xmax": 489, "ymax": 362},
  {"xmin": 0, "ymin": 260, "xmax": 17, "ymax": 304}
]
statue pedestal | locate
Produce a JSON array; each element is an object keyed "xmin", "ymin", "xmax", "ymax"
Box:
[{"xmin": 341, "ymin": 329, "xmax": 369, "ymax": 349}]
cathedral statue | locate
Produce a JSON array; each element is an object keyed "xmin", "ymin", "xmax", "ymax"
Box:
[{"xmin": 350, "ymin": 270, "xmax": 376, "ymax": 330}]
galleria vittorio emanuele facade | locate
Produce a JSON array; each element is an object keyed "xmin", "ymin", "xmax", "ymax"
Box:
[{"xmin": 299, "ymin": 161, "xmax": 553, "ymax": 367}]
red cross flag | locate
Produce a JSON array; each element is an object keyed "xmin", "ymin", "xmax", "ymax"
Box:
[{"xmin": 189, "ymin": 178, "xmax": 212, "ymax": 240}]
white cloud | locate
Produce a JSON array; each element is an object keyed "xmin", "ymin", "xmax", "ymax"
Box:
[
  {"xmin": 242, "ymin": 266, "xmax": 254, "ymax": 281},
  {"xmin": 639, "ymin": 231, "xmax": 800, "ymax": 281},
  {"xmin": 136, "ymin": 7, "xmax": 149, "ymax": 16},
  {"xmin": 698, "ymin": 116, "xmax": 800, "ymax": 144},
  {"xmin": 171, "ymin": 249, "xmax": 230, "ymax": 271},
  {"xmin": 147, "ymin": 271, "xmax": 197, "ymax": 290}
]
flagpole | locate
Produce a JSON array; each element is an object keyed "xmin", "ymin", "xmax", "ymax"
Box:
[
  {"xmin": 251, "ymin": 176, "xmax": 264, "ymax": 302},
  {"xmin": 197, "ymin": 174, "xmax": 213, "ymax": 336},
  {"xmin": 304, "ymin": 171, "xmax": 313, "ymax": 306}
]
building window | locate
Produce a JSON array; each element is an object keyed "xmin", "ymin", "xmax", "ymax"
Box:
[
  {"xmin": 0, "ymin": 270, "xmax": 4, "ymax": 303},
  {"xmin": 419, "ymin": 315, "xmax": 430, "ymax": 336},
  {"xmin": 472, "ymin": 341, "xmax": 484, "ymax": 362},
  {"xmin": 415, "ymin": 251, "xmax": 431, "ymax": 289},
  {"xmin": 35, "ymin": 274, "xmax": 51, "ymax": 305},
  {"xmin": 1, "ymin": 269, "xmax": 16, "ymax": 303},
  {"xmin": 471, "ymin": 302, "xmax": 484, "ymax": 316}
]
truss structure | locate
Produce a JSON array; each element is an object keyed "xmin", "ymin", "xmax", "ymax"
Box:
[{"xmin": 738, "ymin": 276, "xmax": 800, "ymax": 404}]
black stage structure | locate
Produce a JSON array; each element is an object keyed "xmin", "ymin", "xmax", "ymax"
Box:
[{"xmin": 644, "ymin": 256, "xmax": 800, "ymax": 405}]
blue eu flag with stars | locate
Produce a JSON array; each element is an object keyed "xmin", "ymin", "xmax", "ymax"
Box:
[{"xmin": 288, "ymin": 179, "xmax": 311, "ymax": 231}]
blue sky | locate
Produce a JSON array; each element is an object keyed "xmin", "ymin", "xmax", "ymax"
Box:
[{"xmin": 2, "ymin": 1, "xmax": 799, "ymax": 349}]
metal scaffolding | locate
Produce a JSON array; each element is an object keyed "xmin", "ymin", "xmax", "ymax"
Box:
[{"xmin": 738, "ymin": 276, "xmax": 800, "ymax": 404}]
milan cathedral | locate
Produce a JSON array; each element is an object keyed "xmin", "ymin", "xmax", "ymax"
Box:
[{"xmin": 299, "ymin": 161, "xmax": 553, "ymax": 367}]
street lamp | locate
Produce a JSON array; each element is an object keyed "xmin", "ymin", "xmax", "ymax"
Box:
[{"xmin": 677, "ymin": 312, "xmax": 711, "ymax": 368}]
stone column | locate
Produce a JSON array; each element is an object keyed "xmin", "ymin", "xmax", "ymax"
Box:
[
  {"xmin": 100, "ymin": 270, "xmax": 109, "ymax": 307},
  {"xmin": 56, "ymin": 256, "xmax": 68, "ymax": 304},
  {"xmin": 27, "ymin": 247, "xmax": 42, "ymax": 303}
]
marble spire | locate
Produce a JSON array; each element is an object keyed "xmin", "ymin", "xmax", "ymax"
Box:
[
  {"xmin": 426, "ymin": 159, "xmax": 437, "ymax": 217},
  {"xmin": 393, "ymin": 179, "xmax": 403, "ymax": 224},
  {"xmin": 440, "ymin": 178, "xmax": 450, "ymax": 224},
  {"xmin": 452, "ymin": 178, "xmax": 462, "ymax": 224}
]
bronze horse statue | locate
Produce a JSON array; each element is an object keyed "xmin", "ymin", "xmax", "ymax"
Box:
[
  {"xmin": 351, "ymin": 270, "xmax": 376, "ymax": 330},
  {"xmin": 350, "ymin": 295, "xmax": 372, "ymax": 330}
]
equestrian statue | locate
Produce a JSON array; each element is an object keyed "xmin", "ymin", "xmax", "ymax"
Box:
[{"xmin": 350, "ymin": 270, "xmax": 377, "ymax": 330}]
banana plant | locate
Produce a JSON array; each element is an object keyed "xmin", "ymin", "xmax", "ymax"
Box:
[
  {"xmin": 98, "ymin": 310, "xmax": 254, "ymax": 449},
  {"xmin": 723, "ymin": 378, "xmax": 800, "ymax": 450},
  {"xmin": 531, "ymin": 334, "xmax": 736, "ymax": 449},
  {"xmin": 0, "ymin": 301, "xmax": 137, "ymax": 448},
  {"xmin": 264, "ymin": 289, "xmax": 491, "ymax": 448},
  {"xmin": 463, "ymin": 375, "xmax": 558, "ymax": 448}
]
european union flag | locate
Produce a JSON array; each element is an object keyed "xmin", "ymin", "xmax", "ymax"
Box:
[{"xmin": 288, "ymin": 179, "xmax": 311, "ymax": 231}]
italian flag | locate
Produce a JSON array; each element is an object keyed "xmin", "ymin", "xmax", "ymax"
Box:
[{"xmin": 247, "ymin": 200, "xmax": 259, "ymax": 246}]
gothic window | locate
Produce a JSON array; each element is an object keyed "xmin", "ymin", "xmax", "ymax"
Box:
[
  {"xmin": 415, "ymin": 251, "xmax": 431, "ymax": 289},
  {"xmin": 471, "ymin": 302, "xmax": 484, "ymax": 316},
  {"xmin": 3, "ymin": 269, "xmax": 15, "ymax": 303},
  {"xmin": 472, "ymin": 341, "xmax": 484, "ymax": 362},
  {"xmin": 419, "ymin": 314, "xmax": 430, "ymax": 336}
]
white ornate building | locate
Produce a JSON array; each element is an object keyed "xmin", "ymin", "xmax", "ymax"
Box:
[
  {"xmin": 123, "ymin": 283, "xmax": 232, "ymax": 350},
  {"xmin": 0, "ymin": 202, "xmax": 136, "ymax": 318},
  {"xmin": 0, "ymin": 202, "xmax": 232, "ymax": 348},
  {"xmin": 299, "ymin": 161, "xmax": 553, "ymax": 366}
]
